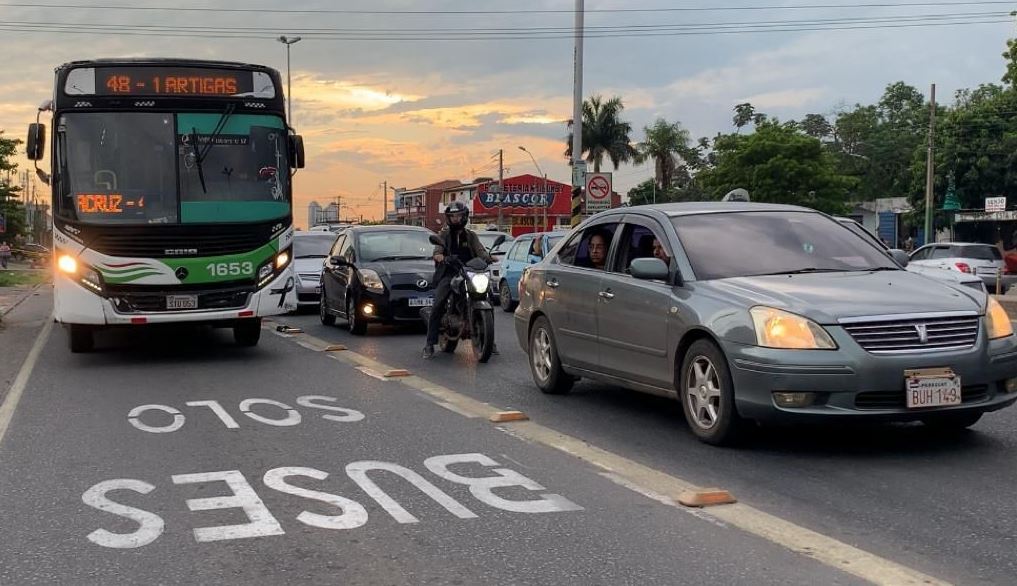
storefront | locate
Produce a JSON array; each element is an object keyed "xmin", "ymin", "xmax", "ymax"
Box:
[{"xmin": 471, "ymin": 174, "xmax": 572, "ymax": 237}]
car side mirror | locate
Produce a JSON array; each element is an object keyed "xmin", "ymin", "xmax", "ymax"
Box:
[
  {"xmin": 288, "ymin": 135, "xmax": 305, "ymax": 169},
  {"xmin": 493, "ymin": 235, "xmax": 507, "ymax": 248},
  {"xmin": 889, "ymin": 249, "xmax": 909, "ymax": 267},
  {"xmin": 26, "ymin": 123, "xmax": 45, "ymax": 161},
  {"xmin": 630, "ymin": 258, "xmax": 670, "ymax": 281}
]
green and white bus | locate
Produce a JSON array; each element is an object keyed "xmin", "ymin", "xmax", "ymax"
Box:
[{"xmin": 26, "ymin": 59, "xmax": 305, "ymax": 352}]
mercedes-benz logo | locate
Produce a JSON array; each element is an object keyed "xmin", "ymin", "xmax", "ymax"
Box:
[
  {"xmin": 175, "ymin": 267, "xmax": 189, "ymax": 280},
  {"xmin": 417, "ymin": 279, "xmax": 429, "ymax": 289}
]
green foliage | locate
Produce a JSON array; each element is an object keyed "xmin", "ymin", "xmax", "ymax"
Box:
[
  {"xmin": 626, "ymin": 178, "xmax": 708, "ymax": 207},
  {"xmin": 697, "ymin": 122, "xmax": 855, "ymax": 214},
  {"xmin": 565, "ymin": 95, "xmax": 638, "ymax": 172},
  {"xmin": 0, "ymin": 131, "xmax": 26, "ymax": 242},
  {"xmin": 634, "ymin": 118, "xmax": 693, "ymax": 191}
]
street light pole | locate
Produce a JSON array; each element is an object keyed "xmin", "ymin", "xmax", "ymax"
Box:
[
  {"xmin": 277, "ymin": 36, "xmax": 302, "ymax": 123},
  {"xmin": 519, "ymin": 146, "xmax": 547, "ymax": 233}
]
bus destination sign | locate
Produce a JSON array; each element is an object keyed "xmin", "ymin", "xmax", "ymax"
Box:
[{"xmin": 95, "ymin": 67, "xmax": 255, "ymax": 97}]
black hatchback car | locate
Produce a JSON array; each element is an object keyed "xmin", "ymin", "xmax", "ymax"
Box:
[{"xmin": 319, "ymin": 225, "xmax": 437, "ymax": 334}]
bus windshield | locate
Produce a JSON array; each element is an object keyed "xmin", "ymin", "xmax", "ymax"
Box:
[{"xmin": 60, "ymin": 111, "xmax": 290, "ymax": 225}]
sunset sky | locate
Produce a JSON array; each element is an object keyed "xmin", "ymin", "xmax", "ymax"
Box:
[{"xmin": 0, "ymin": 1, "xmax": 1013, "ymax": 227}]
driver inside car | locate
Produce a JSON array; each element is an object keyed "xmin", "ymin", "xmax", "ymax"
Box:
[{"xmin": 424, "ymin": 201, "xmax": 494, "ymax": 358}]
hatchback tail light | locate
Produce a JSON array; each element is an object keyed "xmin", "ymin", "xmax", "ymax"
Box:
[{"xmin": 955, "ymin": 262, "xmax": 973, "ymax": 274}]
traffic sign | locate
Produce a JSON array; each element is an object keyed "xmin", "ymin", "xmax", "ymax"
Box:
[
  {"xmin": 985, "ymin": 196, "xmax": 1006, "ymax": 212},
  {"xmin": 571, "ymin": 160, "xmax": 587, "ymax": 187},
  {"xmin": 584, "ymin": 172, "xmax": 612, "ymax": 213}
]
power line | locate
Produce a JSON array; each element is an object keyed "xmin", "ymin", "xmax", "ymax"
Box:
[
  {"xmin": 1, "ymin": 1, "xmax": 1014, "ymax": 15},
  {"xmin": 2, "ymin": 11, "xmax": 1007, "ymax": 35},
  {"xmin": 0, "ymin": 16, "xmax": 1008, "ymax": 41}
]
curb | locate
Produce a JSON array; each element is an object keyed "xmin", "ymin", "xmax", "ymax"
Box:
[{"xmin": 0, "ymin": 284, "xmax": 43, "ymax": 322}]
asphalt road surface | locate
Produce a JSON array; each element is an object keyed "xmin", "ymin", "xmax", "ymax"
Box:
[
  {"xmin": 282, "ymin": 305, "xmax": 1017, "ymax": 586},
  {"xmin": 0, "ymin": 290, "xmax": 878, "ymax": 581}
]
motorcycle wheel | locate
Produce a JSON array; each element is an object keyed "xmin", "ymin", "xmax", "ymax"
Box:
[{"xmin": 472, "ymin": 309, "xmax": 496, "ymax": 363}]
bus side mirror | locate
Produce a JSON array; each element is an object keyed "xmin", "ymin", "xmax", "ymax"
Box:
[
  {"xmin": 289, "ymin": 135, "xmax": 305, "ymax": 169},
  {"xmin": 26, "ymin": 123, "xmax": 45, "ymax": 161}
]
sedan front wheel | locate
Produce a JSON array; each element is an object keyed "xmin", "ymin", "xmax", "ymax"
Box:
[{"xmin": 679, "ymin": 339, "xmax": 744, "ymax": 446}]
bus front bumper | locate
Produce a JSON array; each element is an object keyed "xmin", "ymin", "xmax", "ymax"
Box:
[{"xmin": 53, "ymin": 271, "xmax": 298, "ymax": 326}]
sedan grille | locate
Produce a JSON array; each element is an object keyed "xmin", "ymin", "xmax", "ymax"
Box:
[{"xmin": 842, "ymin": 314, "xmax": 979, "ymax": 354}]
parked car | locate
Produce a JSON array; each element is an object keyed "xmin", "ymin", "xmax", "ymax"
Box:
[
  {"xmin": 292, "ymin": 231, "xmax": 338, "ymax": 309},
  {"xmin": 495, "ymin": 230, "xmax": 569, "ymax": 311},
  {"xmin": 834, "ymin": 218, "xmax": 987, "ymax": 293},
  {"xmin": 320, "ymin": 225, "xmax": 436, "ymax": 335},
  {"xmin": 909, "ymin": 242, "xmax": 1016, "ymax": 293},
  {"xmin": 515, "ymin": 202, "xmax": 1017, "ymax": 445}
]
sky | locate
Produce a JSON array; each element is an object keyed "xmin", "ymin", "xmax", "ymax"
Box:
[{"xmin": 0, "ymin": 0, "xmax": 1014, "ymax": 227}]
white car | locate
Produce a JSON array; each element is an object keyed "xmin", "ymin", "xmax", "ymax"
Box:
[
  {"xmin": 835, "ymin": 219, "xmax": 987, "ymax": 293},
  {"xmin": 909, "ymin": 242, "xmax": 1014, "ymax": 293}
]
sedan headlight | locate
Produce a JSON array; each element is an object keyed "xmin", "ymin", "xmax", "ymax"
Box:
[
  {"xmin": 469, "ymin": 272, "xmax": 490, "ymax": 294},
  {"xmin": 986, "ymin": 296, "xmax": 1013, "ymax": 339},
  {"xmin": 750, "ymin": 307, "xmax": 837, "ymax": 350},
  {"xmin": 358, "ymin": 269, "xmax": 385, "ymax": 293}
]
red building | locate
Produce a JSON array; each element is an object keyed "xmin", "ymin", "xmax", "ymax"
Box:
[
  {"xmin": 471, "ymin": 174, "xmax": 620, "ymax": 236},
  {"xmin": 393, "ymin": 179, "xmax": 462, "ymax": 230}
]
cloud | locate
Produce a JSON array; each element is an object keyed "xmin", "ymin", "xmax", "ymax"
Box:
[{"xmin": 738, "ymin": 88, "xmax": 827, "ymax": 110}]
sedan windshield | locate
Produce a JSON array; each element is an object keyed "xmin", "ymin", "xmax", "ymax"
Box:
[
  {"xmin": 673, "ymin": 211, "xmax": 899, "ymax": 280},
  {"xmin": 357, "ymin": 231, "xmax": 434, "ymax": 262},
  {"xmin": 293, "ymin": 234, "xmax": 336, "ymax": 258}
]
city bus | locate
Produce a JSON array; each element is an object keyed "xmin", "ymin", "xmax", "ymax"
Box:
[{"xmin": 25, "ymin": 59, "xmax": 305, "ymax": 352}]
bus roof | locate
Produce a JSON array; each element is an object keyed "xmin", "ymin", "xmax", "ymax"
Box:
[{"xmin": 57, "ymin": 58, "xmax": 280, "ymax": 76}]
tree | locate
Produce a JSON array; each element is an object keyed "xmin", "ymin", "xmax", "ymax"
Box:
[
  {"xmin": 626, "ymin": 178, "xmax": 707, "ymax": 207},
  {"xmin": 565, "ymin": 95, "xmax": 638, "ymax": 172},
  {"xmin": 732, "ymin": 103, "xmax": 755, "ymax": 132},
  {"xmin": 697, "ymin": 122, "xmax": 855, "ymax": 214},
  {"xmin": 634, "ymin": 118, "xmax": 692, "ymax": 191},
  {"xmin": 0, "ymin": 131, "xmax": 26, "ymax": 242},
  {"xmin": 1002, "ymin": 38, "xmax": 1017, "ymax": 89},
  {"xmin": 801, "ymin": 114, "xmax": 833, "ymax": 139}
]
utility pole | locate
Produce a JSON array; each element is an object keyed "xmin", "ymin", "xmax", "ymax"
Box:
[
  {"xmin": 570, "ymin": 0, "xmax": 585, "ymax": 228},
  {"xmin": 924, "ymin": 83, "xmax": 936, "ymax": 246},
  {"xmin": 382, "ymin": 180, "xmax": 388, "ymax": 225},
  {"xmin": 498, "ymin": 149, "xmax": 504, "ymax": 231}
]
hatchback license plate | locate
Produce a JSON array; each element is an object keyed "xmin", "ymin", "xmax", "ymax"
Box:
[
  {"xmin": 166, "ymin": 295, "xmax": 198, "ymax": 310},
  {"xmin": 905, "ymin": 368, "xmax": 961, "ymax": 408},
  {"xmin": 408, "ymin": 297, "xmax": 433, "ymax": 307}
]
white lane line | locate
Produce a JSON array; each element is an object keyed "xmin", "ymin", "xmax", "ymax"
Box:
[
  {"xmin": 0, "ymin": 317, "xmax": 54, "ymax": 448},
  {"xmin": 280, "ymin": 329, "xmax": 949, "ymax": 586}
]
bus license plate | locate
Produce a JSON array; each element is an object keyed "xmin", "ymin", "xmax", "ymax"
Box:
[
  {"xmin": 905, "ymin": 368, "xmax": 962, "ymax": 408},
  {"xmin": 166, "ymin": 295, "xmax": 198, "ymax": 310},
  {"xmin": 408, "ymin": 297, "xmax": 433, "ymax": 307}
]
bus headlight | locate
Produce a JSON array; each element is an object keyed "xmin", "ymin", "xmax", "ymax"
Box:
[
  {"xmin": 79, "ymin": 266, "xmax": 103, "ymax": 294},
  {"xmin": 275, "ymin": 250, "xmax": 290, "ymax": 269},
  {"xmin": 58, "ymin": 254, "xmax": 78, "ymax": 274}
]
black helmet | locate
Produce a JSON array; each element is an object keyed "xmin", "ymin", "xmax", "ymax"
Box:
[{"xmin": 444, "ymin": 201, "xmax": 470, "ymax": 227}]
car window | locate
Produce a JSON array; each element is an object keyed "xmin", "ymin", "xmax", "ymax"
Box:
[
  {"xmin": 671, "ymin": 211, "xmax": 897, "ymax": 280},
  {"xmin": 338, "ymin": 235, "xmax": 355, "ymax": 262},
  {"xmin": 929, "ymin": 246, "xmax": 954, "ymax": 259},
  {"xmin": 294, "ymin": 234, "xmax": 337, "ymax": 259},
  {"xmin": 557, "ymin": 223, "xmax": 619, "ymax": 271},
  {"xmin": 355, "ymin": 230, "xmax": 433, "ymax": 262},
  {"xmin": 613, "ymin": 223, "xmax": 671, "ymax": 273},
  {"xmin": 329, "ymin": 234, "xmax": 347, "ymax": 258},
  {"xmin": 957, "ymin": 245, "xmax": 1002, "ymax": 260},
  {"xmin": 509, "ymin": 238, "xmax": 531, "ymax": 262},
  {"xmin": 910, "ymin": 246, "xmax": 930, "ymax": 261}
]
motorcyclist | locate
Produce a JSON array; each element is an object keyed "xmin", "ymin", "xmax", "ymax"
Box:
[{"xmin": 424, "ymin": 201, "xmax": 494, "ymax": 358}]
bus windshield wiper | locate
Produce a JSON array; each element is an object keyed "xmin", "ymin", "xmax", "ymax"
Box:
[
  {"xmin": 189, "ymin": 128, "xmax": 207, "ymax": 194},
  {"xmin": 197, "ymin": 103, "xmax": 237, "ymax": 166}
]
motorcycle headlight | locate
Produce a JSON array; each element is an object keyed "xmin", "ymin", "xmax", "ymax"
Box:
[
  {"xmin": 750, "ymin": 306, "xmax": 837, "ymax": 350},
  {"xmin": 470, "ymin": 273, "xmax": 490, "ymax": 294},
  {"xmin": 358, "ymin": 269, "xmax": 385, "ymax": 293},
  {"xmin": 986, "ymin": 296, "xmax": 1014, "ymax": 339}
]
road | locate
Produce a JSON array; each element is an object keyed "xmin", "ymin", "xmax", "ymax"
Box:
[{"xmin": 0, "ymin": 290, "xmax": 1009, "ymax": 584}]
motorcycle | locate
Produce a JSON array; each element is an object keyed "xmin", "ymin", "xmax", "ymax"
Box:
[{"xmin": 422, "ymin": 234, "xmax": 502, "ymax": 363}]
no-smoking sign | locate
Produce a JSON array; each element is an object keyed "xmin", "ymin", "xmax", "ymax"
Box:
[{"xmin": 584, "ymin": 172, "xmax": 612, "ymax": 213}]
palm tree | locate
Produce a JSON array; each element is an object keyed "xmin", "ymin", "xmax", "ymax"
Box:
[
  {"xmin": 635, "ymin": 118, "xmax": 691, "ymax": 191},
  {"xmin": 565, "ymin": 95, "xmax": 638, "ymax": 172}
]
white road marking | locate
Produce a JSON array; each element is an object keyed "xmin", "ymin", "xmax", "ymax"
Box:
[
  {"xmin": 127, "ymin": 404, "xmax": 186, "ymax": 434},
  {"xmin": 0, "ymin": 317, "xmax": 53, "ymax": 448},
  {"xmin": 185, "ymin": 400, "xmax": 241, "ymax": 429},
  {"xmin": 263, "ymin": 467, "xmax": 369, "ymax": 530},
  {"xmin": 281, "ymin": 329, "xmax": 950, "ymax": 586},
  {"xmin": 171, "ymin": 470, "xmax": 285, "ymax": 543},
  {"xmin": 239, "ymin": 398, "xmax": 302, "ymax": 427},
  {"xmin": 82, "ymin": 479, "xmax": 165, "ymax": 549},
  {"xmin": 295, "ymin": 395, "xmax": 365, "ymax": 422},
  {"xmin": 346, "ymin": 460, "xmax": 478, "ymax": 524}
]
